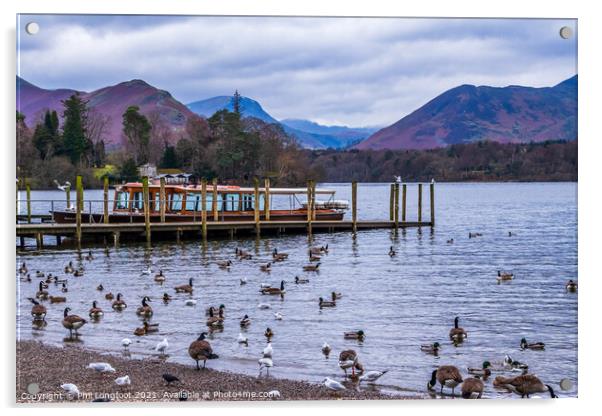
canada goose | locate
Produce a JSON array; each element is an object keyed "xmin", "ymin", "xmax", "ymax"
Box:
[
  {"xmin": 162, "ymin": 293, "xmax": 172, "ymax": 303},
  {"xmin": 497, "ymin": 270, "xmax": 514, "ymax": 281},
  {"xmin": 84, "ymin": 250, "xmax": 94, "ymax": 261},
  {"xmin": 105, "ymin": 292, "xmax": 114, "ymax": 300},
  {"xmin": 62, "ymin": 307, "xmax": 87, "ymax": 337},
  {"xmin": 96, "ymin": 284, "xmax": 104, "ymax": 291},
  {"xmin": 272, "ymin": 249, "xmax": 288, "ymax": 261},
  {"xmin": 61, "ymin": 283, "xmax": 68, "ymax": 293},
  {"xmin": 468, "ymin": 361, "xmax": 491, "ymax": 377},
  {"xmin": 421, "ymin": 342, "xmax": 441, "ymax": 354},
  {"xmin": 206, "ymin": 304, "xmax": 225, "ymax": 317},
  {"xmin": 260, "ymin": 262, "xmax": 272, "ymax": 272},
  {"xmin": 295, "ymin": 276, "xmax": 309, "ymax": 284},
  {"xmin": 217, "ymin": 260, "xmax": 232, "ymax": 269},
  {"xmin": 236, "ymin": 248, "xmax": 252, "ymax": 260},
  {"xmin": 28, "ymin": 298, "xmax": 47, "ymax": 320},
  {"xmin": 156, "ymin": 338, "xmax": 169, "ymax": 355},
  {"xmin": 309, "ymin": 247, "xmax": 322, "ymax": 255},
  {"xmin": 344, "ymin": 330, "xmax": 365, "ymax": 340},
  {"xmin": 303, "ymin": 263, "xmax": 320, "ymax": 272},
  {"xmin": 309, "ymin": 253, "xmax": 321, "ymax": 262},
  {"xmin": 319, "ymin": 297, "xmax": 336, "ymax": 308},
  {"xmin": 206, "ymin": 307, "xmax": 224, "ymax": 327},
  {"xmin": 493, "ymin": 374, "xmax": 557, "ymax": 398},
  {"xmin": 49, "ymin": 296, "xmax": 67, "ymax": 304},
  {"xmin": 188, "ymin": 332, "xmax": 219, "ymax": 370},
  {"xmin": 154, "ymin": 270, "xmax": 166, "ymax": 283},
  {"xmin": 428, "ymin": 365, "xmax": 464, "ymax": 395},
  {"xmin": 388, "ymin": 246, "xmax": 396, "ymax": 257},
  {"xmin": 73, "ymin": 269, "xmax": 84, "ymax": 277},
  {"xmin": 468, "ymin": 232, "xmax": 482, "ymax": 239},
  {"xmin": 359, "ymin": 370, "xmax": 388, "ymax": 384},
  {"xmin": 324, "ymin": 377, "xmax": 345, "ymax": 391},
  {"xmin": 508, "ymin": 231, "xmax": 515, "ymax": 237},
  {"xmin": 237, "ymin": 333, "xmax": 248, "ymax": 345},
  {"xmin": 322, "ymin": 342, "xmax": 331, "ymax": 357},
  {"xmin": 263, "ymin": 342, "xmax": 273, "ymax": 358},
  {"xmin": 338, "ymin": 350, "xmax": 363, "ymax": 377},
  {"xmin": 36, "ymin": 281, "xmax": 49, "ymax": 300},
  {"xmin": 258, "ymin": 357, "xmax": 273, "ymax": 376},
  {"xmin": 64, "ymin": 262, "xmax": 74, "ymax": 273},
  {"xmin": 261, "ymin": 280, "xmax": 286, "ymax": 295},
  {"xmin": 264, "ymin": 327, "xmax": 274, "ymax": 340},
  {"xmin": 19, "ymin": 262, "xmax": 28, "ymax": 274},
  {"xmin": 23, "ymin": 273, "xmax": 32, "ymax": 283},
  {"xmin": 114, "ymin": 375, "xmax": 131, "ymax": 386},
  {"xmin": 520, "ymin": 338, "xmax": 545, "ymax": 350},
  {"xmin": 89, "ymin": 301, "xmax": 104, "ymax": 319},
  {"xmin": 449, "ymin": 316, "xmax": 467, "ymax": 341},
  {"xmin": 136, "ymin": 296, "xmax": 153, "ymax": 317},
  {"xmin": 112, "ymin": 293, "xmax": 127, "ymax": 311},
  {"xmin": 240, "ymin": 314, "xmax": 251, "ymax": 327},
  {"xmin": 331, "ymin": 291, "xmax": 342, "ymax": 300},
  {"xmin": 566, "ymin": 280, "xmax": 578, "ymax": 292},
  {"xmin": 462, "ymin": 376, "xmax": 484, "ymax": 399},
  {"xmin": 174, "ymin": 278, "xmax": 194, "ymax": 294}
]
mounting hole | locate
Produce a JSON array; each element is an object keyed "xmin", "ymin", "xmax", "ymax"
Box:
[
  {"xmin": 559, "ymin": 378, "xmax": 573, "ymax": 390},
  {"xmin": 25, "ymin": 22, "xmax": 40, "ymax": 35},
  {"xmin": 559, "ymin": 26, "xmax": 573, "ymax": 40}
]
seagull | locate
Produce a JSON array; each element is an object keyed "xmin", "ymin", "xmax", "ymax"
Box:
[
  {"xmin": 162, "ymin": 373, "xmax": 180, "ymax": 385},
  {"xmin": 60, "ymin": 383, "xmax": 80, "ymax": 399},
  {"xmin": 359, "ymin": 370, "xmax": 388, "ymax": 384},
  {"xmin": 54, "ymin": 180, "xmax": 71, "ymax": 192},
  {"xmin": 184, "ymin": 299, "xmax": 197, "ymax": 306},
  {"xmin": 240, "ymin": 277, "xmax": 247, "ymax": 285},
  {"xmin": 260, "ymin": 283, "xmax": 271, "ymax": 288},
  {"xmin": 258, "ymin": 357, "xmax": 273, "ymax": 376},
  {"xmin": 140, "ymin": 267, "xmax": 152, "ymax": 276},
  {"xmin": 87, "ymin": 362, "xmax": 116, "ymax": 373},
  {"xmin": 322, "ymin": 342, "xmax": 332, "ymax": 357},
  {"xmin": 323, "ymin": 377, "xmax": 346, "ymax": 391},
  {"xmin": 274, "ymin": 312, "xmax": 283, "ymax": 320},
  {"xmin": 121, "ymin": 338, "xmax": 132, "ymax": 350},
  {"xmin": 393, "ymin": 175, "xmax": 402, "ymax": 184},
  {"xmin": 258, "ymin": 303, "xmax": 271, "ymax": 309},
  {"xmin": 263, "ymin": 342, "xmax": 273, "ymax": 358},
  {"xmin": 155, "ymin": 338, "xmax": 169, "ymax": 355},
  {"xmin": 115, "ymin": 375, "xmax": 131, "ymax": 386},
  {"xmin": 237, "ymin": 333, "xmax": 249, "ymax": 345},
  {"xmin": 431, "ymin": 178, "xmax": 436, "ymax": 184}
]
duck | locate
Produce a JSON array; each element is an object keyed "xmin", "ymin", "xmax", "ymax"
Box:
[
  {"xmin": 264, "ymin": 327, "xmax": 274, "ymax": 340},
  {"xmin": 263, "ymin": 342, "xmax": 273, "ymax": 358},
  {"xmin": 260, "ymin": 262, "xmax": 272, "ymax": 272},
  {"xmin": 272, "ymin": 249, "xmax": 288, "ymax": 262},
  {"xmin": 508, "ymin": 231, "xmax": 515, "ymax": 237},
  {"xmin": 61, "ymin": 282, "xmax": 68, "ymax": 293},
  {"xmin": 155, "ymin": 338, "xmax": 169, "ymax": 355},
  {"xmin": 504, "ymin": 355, "xmax": 529, "ymax": 370},
  {"xmin": 261, "ymin": 280, "xmax": 286, "ymax": 295},
  {"xmin": 154, "ymin": 270, "xmax": 166, "ymax": 283},
  {"xmin": 240, "ymin": 314, "xmax": 251, "ymax": 327},
  {"xmin": 520, "ymin": 338, "xmax": 545, "ymax": 350},
  {"xmin": 174, "ymin": 278, "xmax": 194, "ymax": 294},
  {"xmin": 447, "ymin": 238, "xmax": 454, "ymax": 244},
  {"xmin": 428, "ymin": 365, "xmax": 464, "ymax": 395},
  {"xmin": 344, "ymin": 330, "xmax": 365, "ymax": 340},
  {"xmin": 331, "ymin": 291, "xmax": 342, "ymax": 300},
  {"xmin": 28, "ymin": 297, "xmax": 47, "ymax": 320},
  {"xmin": 62, "ymin": 307, "xmax": 87, "ymax": 337},
  {"xmin": 565, "ymin": 280, "xmax": 578, "ymax": 292},
  {"xmin": 217, "ymin": 260, "xmax": 232, "ymax": 269},
  {"xmin": 140, "ymin": 267, "xmax": 152, "ymax": 276},
  {"xmin": 388, "ymin": 246, "xmax": 396, "ymax": 257},
  {"xmin": 420, "ymin": 342, "xmax": 441, "ymax": 355},
  {"xmin": 105, "ymin": 292, "xmax": 114, "ymax": 300},
  {"xmin": 359, "ymin": 370, "xmax": 389, "ymax": 384},
  {"xmin": 338, "ymin": 350, "xmax": 363, "ymax": 377},
  {"xmin": 295, "ymin": 276, "xmax": 309, "ymax": 284},
  {"xmin": 49, "ymin": 296, "xmax": 67, "ymax": 304},
  {"xmin": 73, "ymin": 269, "xmax": 84, "ymax": 277},
  {"xmin": 309, "ymin": 253, "xmax": 321, "ymax": 262},
  {"xmin": 274, "ymin": 312, "xmax": 283, "ymax": 320},
  {"xmin": 493, "ymin": 374, "xmax": 557, "ymax": 398},
  {"xmin": 449, "ymin": 316, "xmax": 467, "ymax": 341},
  {"xmin": 258, "ymin": 357, "xmax": 273, "ymax": 376},
  {"xmin": 136, "ymin": 296, "xmax": 153, "ymax": 317},
  {"xmin": 239, "ymin": 277, "xmax": 247, "ymax": 285},
  {"xmin": 188, "ymin": 332, "xmax": 219, "ymax": 370},
  {"xmin": 322, "ymin": 342, "xmax": 331, "ymax": 357},
  {"xmin": 112, "ymin": 293, "xmax": 127, "ymax": 311},
  {"xmin": 96, "ymin": 284, "xmax": 104, "ymax": 291},
  {"xmin": 467, "ymin": 361, "xmax": 492, "ymax": 377},
  {"xmin": 133, "ymin": 324, "xmax": 147, "ymax": 336},
  {"xmin": 497, "ymin": 270, "xmax": 514, "ymax": 281},
  {"xmin": 89, "ymin": 301, "xmax": 104, "ymax": 319},
  {"xmin": 257, "ymin": 303, "xmax": 271, "ymax": 310},
  {"xmin": 162, "ymin": 293, "xmax": 172, "ymax": 303},
  {"xmin": 461, "ymin": 376, "xmax": 484, "ymax": 399},
  {"xmin": 35, "ymin": 281, "xmax": 49, "ymax": 300},
  {"xmin": 185, "ymin": 299, "xmax": 197, "ymax": 306},
  {"xmin": 237, "ymin": 333, "xmax": 248, "ymax": 345},
  {"xmin": 206, "ymin": 307, "xmax": 225, "ymax": 327},
  {"xmin": 319, "ymin": 297, "xmax": 336, "ymax": 308},
  {"xmin": 64, "ymin": 262, "xmax": 74, "ymax": 273},
  {"xmin": 303, "ymin": 263, "xmax": 320, "ymax": 272}
]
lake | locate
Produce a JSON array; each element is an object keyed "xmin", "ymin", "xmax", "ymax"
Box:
[{"xmin": 16, "ymin": 182, "xmax": 578, "ymax": 398}]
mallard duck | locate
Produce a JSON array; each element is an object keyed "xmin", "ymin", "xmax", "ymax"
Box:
[
  {"xmin": 497, "ymin": 270, "xmax": 514, "ymax": 281},
  {"xmin": 240, "ymin": 314, "xmax": 251, "ymax": 328},
  {"xmin": 504, "ymin": 355, "xmax": 529, "ymax": 370},
  {"xmin": 421, "ymin": 342, "xmax": 441, "ymax": 354},
  {"xmin": 112, "ymin": 293, "xmax": 127, "ymax": 311},
  {"xmin": 264, "ymin": 327, "xmax": 274, "ymax": 340},
  {"xmin": 468, "ymin": 361, "xmax": 492, "ymax": 377},
  {"xmin": 493, "ymin": 374, "xmax": 557, "ymax": 398},
  {"xmin": 319, "ymin": 297, "xmax": 336, "ymax": 308},
  {"xmin": 520, "ymin": 338, "xmax": 545, "ymax": 350},
  {"xmin": 428, "ymin": 365, "xmax": 464, "ymax": 395},
  {"xmin": 344, "ymin": 330, "xmax": 365, "ymax": 340},
  {"xmin": 322, "ymin": 342, "xmax": 331, "ymax": 357},
  {"xmin": 566, "ymin": 280, "xmax": 577, "ymax": 292},
  {"xmin": 89, "ymin": 301, "xmax": 104, "ymax": 319},
  {"xmin": 449, "ymin": 316, "xmax": 467, "ymax": 341},
  {"xmin": 133, "ymin": 324, "xmax": 146, "ymax": 336},
  {"xmin": 64, "ymin": 262, "xmax": 74, "ymax": 274},
  {"xmin": 174, "ymin": 278, "xmax": 193, "ymax": 294},
  {"xmin": 136, "ymin": 296, "xmax": 153, "ymax": 317},
  {"xmin": 96, "ymin": 284, "xmax": 104, "ymax": 291},
  {"xmin": 62, "ymin": 307, "xmax": 87, "ymax": 337},
  {"xmin": 154, "ymin": 270, "xmax": 166, "ymax": 283},
  {"xmin": 388, "ymin": 246, "xmax": 396, "ymax": 257},
  {"xmin": 36, "ymin": 281, "xmax": 49, "ymax": 300},
  {"xmin": 217, "ymin": 260, "xmax": 232, "ymax": 269},
  {"xmin": 162, "ymin": 292, "xmax": 172, "ymax": 302},
  {"xmin": 303, "ymin": 263, "xmax": 320, "ymax": 272},
  {"xmin": 462, "ymin": 376, "xmax": 484, "ymax": 399},
  {"xmin": 28, "ymin": 297, "xmax": 47, "ymax": 320},
  {"xmin": 49, "ymin": 296, "xmax": 67, "ymax": 304},
  {"xmin": 261, "ymin": 280, "xmax": 285, "ymax": 295},
  {"xmin": 188, "ymin": 332, "xmax": 219, "ymax": 370},
  {"xmin": 260, "ymin": 262, "xmax": 272, "ymax": 272},
  {"xmin": 61, "ymin": 282, "xmax": 68, "ymax": 293},
  {"xmin": 331, "ymin": 291, "xmax": 342, "ymax": 300},
  {"xmin": 105, "ymin": 292, "xmax": 114, "ymax": 300},
  {"xmin": 295, "ymin": 276, "xmax": 309, "ymax": 284}
]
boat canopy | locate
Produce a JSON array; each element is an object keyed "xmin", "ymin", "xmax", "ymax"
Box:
[{"xmin": 117, "ymin": 183, "xmax": 336, "ymax": 195}]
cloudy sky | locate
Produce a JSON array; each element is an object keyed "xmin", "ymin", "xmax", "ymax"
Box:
[{"xmin": 17, "ymin": 15, "xmax": 577, "ymax": 127}]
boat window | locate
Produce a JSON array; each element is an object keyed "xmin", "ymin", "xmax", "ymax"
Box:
[
  {"xmin": 205, "ymin": 194, "xmax": 224, "ymax": 211},
  {"xmin": 132, "ymin": 192, "xmax": 143, "ymax": 210},
  {"xmin": 224, "ymin": 193, "xmax": 240, "ymax": 211},
  {"xmin": 171, "ymin": 193, "xmax": 183, "ymax": 211},
  {"xmin": 154, "ymin": 193, "xmax": 161, "ymax": 211},
  {"xmin": 241, "ymin": 193, "xmax": 264, "ymax": 211},
  {"xmin": 116, "ymin": 191, "xmax": 129, "ymax": 209},
  {"xmin": 186, "ymin": 193, "xmax": 201, "ymax": 211}
]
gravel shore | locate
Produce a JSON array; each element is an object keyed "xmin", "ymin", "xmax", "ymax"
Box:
[{"xmin": 17, "ymin": 340, "xmax": 404, "ymax": 403}]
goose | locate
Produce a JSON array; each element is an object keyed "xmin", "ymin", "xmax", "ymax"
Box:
[
  {"xmin": 49, "ymin": 296, "xmax": 67, "ymax": 304},
  {"xmin": 154, "ymin": 270, "xmax": 166, "ymax": 283},
  {"xmin": 64, "ymin": 262, "xmax": 74, "ymax": 274},
  {"xmin": 36, "ymin": 281, "xmax": 49, "ymax": 300},
  {"xmin": 309, "ymin": 247, "xmax": 322, "ymax": 255},
  {"xmin": 115, "ymin": 375, "xmax": 131, "ymax": 386},
  {"xmin": 257, "ymin": 303, "xmax": 271, "ymax": 310},
  {"xmin": 520, "ymin": 338, "xmax": 545, "ymax": 350},
  {"xmin": 420, "ymin": 342, "xmax": 441, "ymax": 354},
  {"xmin": 338, "ymin": 350, "xmax": 362, "ymax": 377},
  {"xmin": 295, "ymin": 276, "xmax": 309, "ymax": 284},
  {"xmin": 344, "ymin": 330, "xmax": 365, "ymax": 340},
  {"xmin": 206, "ymin": 308, "xmax": 224, "ymax": 327},
  {"xmin": 217, "ymin": 260, "xmax": 232, "ymax": 269},
  {"xmin": 96, "ymin": 284, "xmax": 103, "ymax": 291},
  {"xmin": 428, "ymin": 365, "xmax": 464, "ymax": 395},
  {"xmin": 121, "ymin": 338, "xmax": 132, "ymax": 350},
  {"xmin": 240, "ymin": 314, "xmax": 251, "ymax": 327},
  {"xmin": 493, "ymin": 374, "xmax": 557, "ymax": 398},
  {"xmin": 258, "ymin": 357, "xmax": 273, "ymax": 376},
  {"xmin": 73, "ymin": 269, "xmax": 84, "ymax": 277},
  {"xmin": 468, "ymin": 361, "xmax": 491, "ymax": 377},
  {"xmin": 174, "ymin": 278, "xmax": 194, "ymax": 294},
  {"xmin": 18, "ymin": 262, "xmax": 28, "ymax": 274},
  {"xmin": 263, "ymin": 342, "xmax": 273, "ymax": 358},
  {"xmin": 309, "ymin": 253, "xmax": 321, "ymax": 262},
  {"xmin": 322, "ymin": 342, "xmax": 331, "ymax": 357},
  {"xmin": 265, "ymin": 327, "xmax": 274, "ymax": 340},
  {"xmin": 468, "ymin": 232, "xmax": 482, "ymax": 239},
  {"xmin": 508, "ymin": 231, "xmax": 515, "ymax": 237},
  {"xmin": 188, "ymin": 332, "xmax": 219, "ymax": 370},
  {"xmin": 497, "ymin": 270, "xmax": 514, "ymax": 281},
  {"xmin": 319, "ymin": 297, "xmax": 336, "ymax": 308},
  {"xmin": 60, "ymin": 383, "xmax": 80, "ymax": 399},
  {"xmin": 89, "ymin": 301, "xmax": 104, "ymax": 319},
  {"xmin": 274, "ymin": 312, "xmax": 283, "ymax": 320},
  {"xmin": 105, "ymin": 292, "xmax": 114, "ymax": 300},
  {"xmin": 324, "ymin": 377, "xmax": 345, "ymax": 391},
  {"xmin": 62, "ymin": 307, "xmax": 87, "ymax": 337},
  {"xmin": 272, "ymin": 249, "xmax": 289, "ymax": 262},
  {"xmin": 239, "ymin": 277, "xmax": 248, "ymax": 285},
  {"xmin": 28, "ymin": 298, "xmax": 47, "ymax": 320},
  {"xmin": 261, "ymin": 280, "xmax": 285, "ymax": 295},
  {"xmin": 359, "ymin": 370, "xmax": 388, "ymax": 384},
  {"xmin": 565, "ymin": 280, "xmax": 578, "ymax": 292},
  {"xmin": 155, "ymin": 338, "xmax": 169, "ymax": 355},
  {"xmin": 61, "ymin": 283, "xmax": 68, "ymax": 293},
  {"xmin": 388, "ymin": 246, "xmax": 396, "ymax": 257},
  {"xmin": 84, "ymin": 250, "xmax": 94, "ymax": 261},
  {"xmin": 112, "ymin": 293, "xmax": 127, "ymax": 311},
  {"xmin": 133, "ymin": 325, "xmax": 147, "ymax": 336},
  {"xmin": 184, "ymin": 299, "xmax": 197, "ymax": 307},
  {"xmin": 260, "ymin": 262, "xmax": 272, "ymax": 272},
  {"xmin": 303, "ymin": 263, "xmax": 320, "ymax": 272},
  {"xmin": 87, "ymin": 362, "xmax": 116, "ymax": 373},
  {"xmin": 136, "ymin": 296, "xmax": 153, "ymax": 317},
  {"xmin": 449, "ymin": 316, "xmax": 467, "ymax": 341},
  {"xmin": 44, "ymin": 275, "xmax": 54, "ymax": 284},
  {"xmin": 461, "ymin": 376, "xmax": 484, "ymax": 399},
  {"xmin": 236, "ymin": 248, "xmax": 252, "ymax": 260},
  {"xmin": 23, "ymin": 273, "xmax": 32, "ymax": 283},
  {"xmin": 162, "ymin": 293, "xmax": 172, "ymax": 303},
  {"xmin": 237, "ymin": 333, "xmax": 248, "ymax": 345}
]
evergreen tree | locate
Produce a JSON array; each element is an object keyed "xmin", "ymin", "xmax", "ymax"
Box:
[
  {"xmin": 93, "ymin": 140, "xmax": 106, "ymax": 167},
  {"xmin": 61, "ymin": 94, "xmax": 90, "ymax": 165},
  {"xmin": 32, "ymin": 110, "xmax": 61, "ymax": 160},
  {"xmin": 122, "ymin": 106, "xmax": 152, "ymax": 165},
  {"xmin": 160, "ymin": 143, "xmax": 178, "ymax": 168},
  {"xmin": 119, "ymin": 158, "xmax": 139, "ymax": 181},
  {"xmin": 232, "ymin": 90, "xmax": 242, "ymax": 115}
]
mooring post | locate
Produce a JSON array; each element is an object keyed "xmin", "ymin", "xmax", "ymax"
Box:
[
  {"xmin": 212, "ymin": 178, "xmax": 218, "ymax": 221},
  {"xmin": 352, "ymin": 181, "xmax": 358, "ymax": 233},
  {"xmin": 142, "ymin": 176, "xmax": 151, "ymax": 244},
  {"xmin": 16, "ymin": 178, "xmax": 20, "ymax": 218},
  {"xmin": 113, "ymin": 231, "xmax": 119, "ymax": 247},
  {"xmin": 311, "ymin": 181, "xmax": 317, "ymax": 221},
  {"xmin": 66, "ymin": 184, "xmax": 71, "ymax": 210},
  {"xmin": 75, "ymin": 175, "xmax": 82, "ymax": 246},
  {"xmin": 389, "ymin": 184, "xmax": 395, "ymax": 221},
  {"xmin": 36, "ymin": 233, "xmax": 43, "ymax": 249},
  {"xmin": 56, "ymin": 235, "xmax": 61, "ymax": 246},
  {"xmin": 254, "ymin": 177, "xmax": 260, "ymax": 235},
  {"xmin": 26, "ymin": 180, "xmax": 31, "ymax": 224},
  {"xmin": 201, "ymin": 179, "xmax": 207, "ymax": 239},
  {"xmin": 430, "ymin": 182, "xmax": 435, "ymax": 226},
  {"xmin": 402, "ymin": 183, "xmax": 407, "ymax": 222},
  {"xmin": 394, "ymin": 183, "xmax": 399, "ymax": 230},
  {"xmin": 264, "ymin": 178, "xmax": 271, "ymax": 221},
  {"xmin": 306, "ymin": 180, "xmax": 313, "ymax": 235},
  {"xmin": 19, "ymin": 236, "xmax": 25, "ymax": 250},
  {"xmin": 418, "ymin": 183, "xmax": 423, "ymax": 223},
  {"xmin": 103, "ymin": 176, "xmax": 109, "ymax": 224},
  {"xmin": 160, "ymin": 177, "xmax": 166, "ymax": 223}
]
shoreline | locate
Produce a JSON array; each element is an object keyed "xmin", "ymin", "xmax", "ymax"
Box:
[{"xmin": 16, "ymin": 340, "xmax": 407, "ymax": 403}]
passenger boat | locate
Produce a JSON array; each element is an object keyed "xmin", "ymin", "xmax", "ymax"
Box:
[{"xmin": 51, "ymin": 181, "xmax": 349, "ymax": 224}]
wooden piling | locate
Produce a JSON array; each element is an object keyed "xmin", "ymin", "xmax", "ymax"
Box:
[
  {"xmin": 159, "ymin": 177, "xmax": 166, "ymax": 223},
  {"xmin": 36, "ymin": 233, "xmax": 43, "ymax": 249},
  {"xmin": 311, "ymin": 181, "xmax": 317, "ymax": 221},
  {"xmin": 254, "ymin": 177, "xmax": 260, "ymax": 235},
  {"xmin": 418, "ymin": 183, "xmax": 423, "ymax": 223},
  {"xmin": 16, "ymin": 178, "xmax": 20, "ymax": 217},
  {"xmin": 103, "ymin": 176, "xmax": 109, "ymax": 224},
  {"xmin": 402, "ymin": 183, "xmax": 407, "ymax": 222},
  {"xmin": 430, "ymin": 182, "xmax": 435, "ymax": 226},
  {"xmin": 212, "ymin": 178, "xmax": 218, "ymax": 221},
  {"xmin": 66, "ymin": 184, "xmax": 71, "ymax": 210},
  {"xmin": 201, "ymin": 179, "xmax": 207, "ymax": 239},
  {"xmin": 26, "ymin": 180, "xmax": 31, "ymax": 224},
  {"xmin": 394, "ymin": 183, "xmax": 399, "ymax": 230},
  {"xmin": 351, "ymin": 181, "xmax": 358, "ymax": 233},
  {"xmin": 75, "ymin": 176, "xmax": 82, "ymax": 245},
  {"xmin": 389, "ymin": 184, "xmax": 394, "ymax": 221},
  {"xmin": 113, "ymin": 231, "xmax": 120, "ymax": 247},
  {"xmin": 264, "ymin": 178, "xmax": 271, "ymax": 221},
  {"xmin": 306, "ymin": 180, "xmax": 313, "ymax": 235},
  {"xmin": 142, "ymin": 176, "xmax": 151, "ymax": 244}
]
